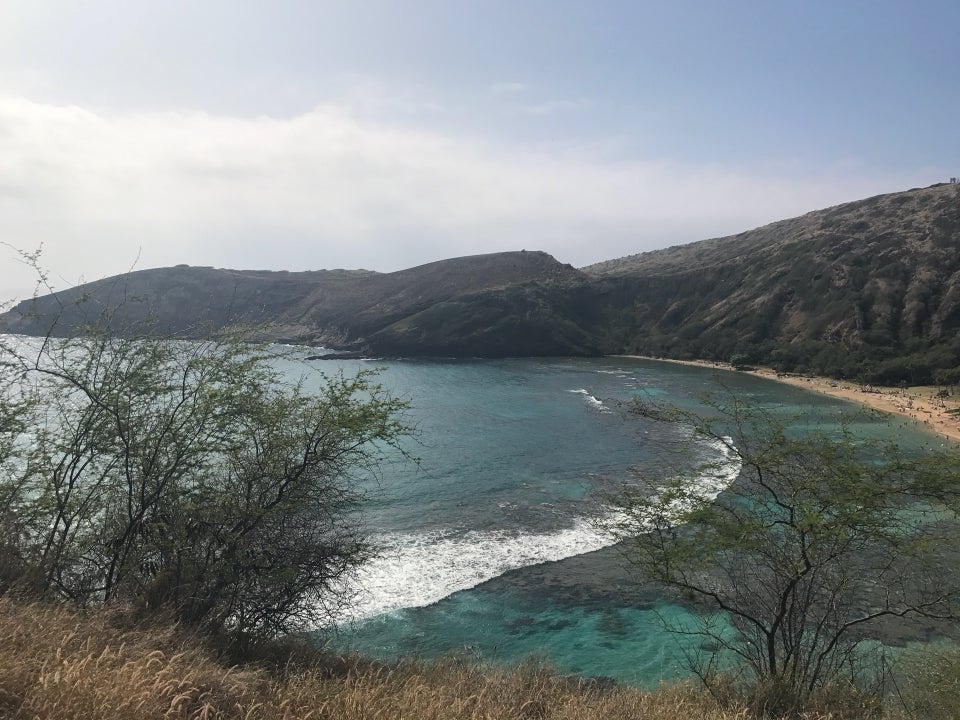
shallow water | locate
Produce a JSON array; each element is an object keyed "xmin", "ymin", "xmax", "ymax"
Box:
[{"xmin": 279, "ymin": 354, "xmax": 938, "ymax": 685}]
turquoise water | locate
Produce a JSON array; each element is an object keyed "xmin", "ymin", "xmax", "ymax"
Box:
[{"xmin": 278, "ymin": 354, "xmax": 940, "ymax": 685}]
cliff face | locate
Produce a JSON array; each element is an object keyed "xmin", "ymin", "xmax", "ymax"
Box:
[{"xmin": 3, "ymin": 184, "xmax": 959, "ymax": 382}]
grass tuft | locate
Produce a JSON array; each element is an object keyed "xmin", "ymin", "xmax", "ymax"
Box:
[{"xmin": 0, "ymin": 597, "xmax": 887, "ymax": 719}]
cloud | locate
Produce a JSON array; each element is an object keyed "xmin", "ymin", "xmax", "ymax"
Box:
[
  {"xmin": 518, "ymin": 97, "xmax": 595, "ymax": 115},
  {"xmin": 491, "ymin": 81, "xmax": 526, "ymax": 94},
  {"xmin": 0, "ymin": 95, "xmax": 933, "ymax": 301}
]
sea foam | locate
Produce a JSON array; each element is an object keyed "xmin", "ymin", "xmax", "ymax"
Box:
[
  {"xmin": 342, "ymin": 520, "xmax": 614, "ymax": 620},
  {"xmin": 569, "ymin": 388, "xmax": 612, "ymax": 413},
  {"xmin": 340, "ymin": 437, "xmax": 741, "ymax": 622}
]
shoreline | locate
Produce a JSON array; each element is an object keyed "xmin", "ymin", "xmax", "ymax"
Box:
[{"xmin": 618, "ymin": 355, "xmax": 960, "ymax": 444}]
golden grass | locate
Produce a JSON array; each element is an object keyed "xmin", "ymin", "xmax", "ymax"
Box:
[
  {"xmin": 0, "ymin": 597, "xmax": 874, "ymax": 719},
  {"xmin": 0, "ymin": 598, "xmax": 268, "ymax": 719}
]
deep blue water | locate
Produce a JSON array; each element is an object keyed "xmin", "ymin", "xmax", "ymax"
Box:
[{"xmin": 276, "ymin": 354, "xmax": 940, "ymax": 685}]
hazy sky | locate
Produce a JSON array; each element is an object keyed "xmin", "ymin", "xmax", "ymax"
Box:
[{"xmin": 1, "ymin": 1, "xmax": 957, "ymax": 300}]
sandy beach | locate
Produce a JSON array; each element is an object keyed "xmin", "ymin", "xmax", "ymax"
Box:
[{"xmin": 619, "ymin": 355, "xmax": 960, "ymax": 444}]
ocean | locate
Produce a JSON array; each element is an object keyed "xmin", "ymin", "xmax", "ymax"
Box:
[{"xmin": 273, "ymin": 354, "xmax": 939, "ymax": 685}]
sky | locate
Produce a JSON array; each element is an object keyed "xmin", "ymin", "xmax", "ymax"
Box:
[{"xmin": 1, "ymin": 1, "xmax": 958, "ymax": 300}]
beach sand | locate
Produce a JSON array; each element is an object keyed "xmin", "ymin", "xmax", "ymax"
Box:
[{"xmin": 619, "ymin": 355, "xmax": 960, "ymax": 444}]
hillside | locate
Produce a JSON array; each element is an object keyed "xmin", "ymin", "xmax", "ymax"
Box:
[
  {"xmin": 580, "ymin": 183, "xmax": 960, "ymax": 383},
  {"xmin": 2, "ymin": 183, "xmax": 959, "ymax": 382},
  {"xmin": 0, "ymin": 250, "xmax": 595, "ymax": 356},
  {"xmin": 354, "ymin": 182, "xmax": 960, "ymax": 381}
]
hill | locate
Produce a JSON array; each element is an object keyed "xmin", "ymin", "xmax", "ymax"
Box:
[
  {"xmin": 2, "ymin": 183, "xmax": 959, "ymax": 382},
  {"xmin": 0, "ymin": 250, "xmax": 596, "ymax": 356},
  {"xmin": 581, "ymin": 182, "xmax": 960, "ymax": 383}
]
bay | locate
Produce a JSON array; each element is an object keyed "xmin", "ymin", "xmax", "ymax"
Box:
[
  {"xmin": 274, "ymin": 354, "xmax": 941, "ymax": 686},
  {"xmin": 5, "ymin": 333, "xmax": 943, "ymax": 684}
]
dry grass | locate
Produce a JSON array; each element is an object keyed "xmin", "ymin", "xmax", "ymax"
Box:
[
  {"xmin": 0, "ymin": 597, "xmax": 876, "ymax": 719},
  {"xmin": 0, "ymin": 598, "xmax": 268, "ymax": 719}
]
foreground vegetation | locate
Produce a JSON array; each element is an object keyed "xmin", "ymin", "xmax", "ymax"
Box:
[
  {"xmin": 610, "ymin": 395, "xmax": 960, "ymax": 715},
  {"xmin": 0, "ymin": 597, "xmax": 902, "ymax": 720},
  {"xmin": 8, "ymin": 598, "xmax": 960, "ymax": 719},
  {"xmin": 0, "ymin": 328, "xmax": 411, "ymax": 650}
]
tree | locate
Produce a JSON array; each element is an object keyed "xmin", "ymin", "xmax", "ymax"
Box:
[
  {"xmin": 0, "ymin": 327, "xmax": 410, "ymax": 646},
  {"xmin": 0, "ymin": 335, "xmax": 37, "ymax": 592},
  {"xmin": 608, "ymin": 394, "xmax": 960, "ymax": 714}
]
